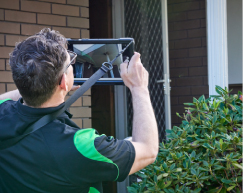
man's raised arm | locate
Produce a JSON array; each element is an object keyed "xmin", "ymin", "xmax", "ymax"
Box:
[{"xmin": 120, "ymin": 52, "xmax": 159, "ymax": 175}]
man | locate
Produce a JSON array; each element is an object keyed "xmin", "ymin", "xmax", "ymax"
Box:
[{"xmin": 0, "ymin": 28, "xmax": 158, "ymax": 193}]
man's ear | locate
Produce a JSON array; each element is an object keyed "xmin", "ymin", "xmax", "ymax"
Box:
[{"xmin": 59, "ymin": 73, "xmax": 68, "ymax": 91}]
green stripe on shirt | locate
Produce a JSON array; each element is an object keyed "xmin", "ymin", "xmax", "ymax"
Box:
[
  {"xmin": 0, "ymin": 99, "xmax": 11, "ymax": 105},
  {"xmin": 89, "ymin": 187, "xmax": 100, "ymax": 193},
  {"xmin": 73, "ymin": 128, "xmax": 119, "ymax": 181}
]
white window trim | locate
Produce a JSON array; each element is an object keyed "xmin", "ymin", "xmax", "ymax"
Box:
[{"xmin": 206, "ymin": 0, "xmax": 228, "ymax": 96}]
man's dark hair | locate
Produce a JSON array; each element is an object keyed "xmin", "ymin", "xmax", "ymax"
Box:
[{"xmin": 9, "ymin": 28, "xmax": 68, "ymax": 107}]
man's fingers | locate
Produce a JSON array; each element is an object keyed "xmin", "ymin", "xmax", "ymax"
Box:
[
  {"xmin": 120, "ymin": 61, "xmax": 128, "ymax": 76},
  {"xmin": 129, "ymin": 52, "xmax": 141, "ymax": 68}
]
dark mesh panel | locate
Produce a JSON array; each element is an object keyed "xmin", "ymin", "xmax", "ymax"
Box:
[{"xmin": 124, "ymin": 0, "xmax": 166, "ymax": 142}]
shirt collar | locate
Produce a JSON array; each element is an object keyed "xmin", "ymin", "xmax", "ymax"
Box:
[{"xmin": 17, "ymin": 98, "xmax": 65, "ymax": 117}]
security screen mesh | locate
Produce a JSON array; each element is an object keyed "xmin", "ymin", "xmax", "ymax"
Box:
[{"xmin": 124, "ymin": 0, "xmax": 166, "ymax": 142}]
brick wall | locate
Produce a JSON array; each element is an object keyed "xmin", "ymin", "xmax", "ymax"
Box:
[
  {"xmin": 0, "ymin": 0, "xmax": 91, "ymax": 128},
  {"xmin": 168, "ymin": 0, "xmax": 208, "ymax": 125}
]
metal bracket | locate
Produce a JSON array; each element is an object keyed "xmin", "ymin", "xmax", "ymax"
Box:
[{"xmin": 157, "ymin": 73, "xmax": 171, "ymax": 95}]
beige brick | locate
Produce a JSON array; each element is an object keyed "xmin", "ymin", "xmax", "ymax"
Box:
[
  {"xmin": 0, "ymin": 47, "xmax": 14, "ymax": 58},
  {"xmin": 70, "ymin": 107, "xmax": 91, "ymax": 118},
  {"xmin": 0, "ymin": 34, "xmax": 4, "ymax": 45},
  {"xmin": 21, "ymin": 1, "xmax": 51, "ymax": 14},
  {"xmin": 52, "ymin": 27, "xmax": 80, "ymax": 39},
  {"xmin": 6, "ymin": 35, "xmax": 28, "ymax": 46},
  {"xmin": 80, "ymin": 7, "xmax": 89, "ymax": 18},
  {"xmin": 0, "ymin": 59, "xmax": 5, "ymax": 70},
  {"xmin": 72, "ymin": 118, "xmax": 82, "ymax": 128},
  {"xmin": 0, "ymin": 9, "xmax": 4, "ymax": 20},
  {"xmin": 39, "ymin": 0, "xmax": 66, "ymax": 4},
  {"xmin": 21, "ymin": 24, "xmax": 50, "ymax": 35},
  {"xmin": 6, "ymin": 83, "xmax": 16, "ymax": 91},
  {"xmin": 67, "ymin": 0, "xmax": 88, "ymax": 7},
  {"xmin": 38, "ymin": 14, "xmax": 66, "ymax": 26},
  {"xmin": 83, "ymin": 119, "xmax": 91, "ymax": 128},
  {"xmin": 52, "ymin": 4, "xmax": 79, "ymax": 17},
  {"xmin": 0, "ymin": 22, "xmax": 20, "ymax": 34},
  {"xmin": 81, "ymin": 29, "xmax": 89, "ymax": 38},
  {"xmin": 0, "ymin": 0, "xmax": 19, "ymax": 10},
  {"xmin": 65, "ymin": 95, "xmax": 82, "ymax": 106},
  {"xmin": 5, "ymin": 10, "xmax": 36, "ymax": 23},
  {"xmin": 82, "ymin": 96, "xmax": 91, "ymax": 106},
  {"xmin": 0, "ymin": 83, "xmax": 5, "ymax": 94},
  {"xmin": 0, "ymin": 71, "xmax": 13, "ymax": 82},
  {"xmin": 6, "ymin": 59, "xmax": 11, "ymax": 70},
  {"xmin": 67, "ymin": 17, "xmax": 89, "ymax": 28}
]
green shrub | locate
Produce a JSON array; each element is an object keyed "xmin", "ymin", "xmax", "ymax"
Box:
[{"xmin": 128, "ymin": 86, "xmax": 242, "ymax": 193}]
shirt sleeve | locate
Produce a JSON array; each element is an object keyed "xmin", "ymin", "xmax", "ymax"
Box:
[{"xmin": 73, "ymin": 128, "xmax": 135, "ymax": 182}]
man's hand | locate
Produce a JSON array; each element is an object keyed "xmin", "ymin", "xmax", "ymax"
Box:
[{"xmin": 120, "ymin": 52, "xmax": 149, "ymax": 91}]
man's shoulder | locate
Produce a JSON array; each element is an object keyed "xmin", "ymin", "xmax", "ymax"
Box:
[
  {"xmin": 0, "ymin": 98, "xmax": 12, "ymax": 105},
  {"xmin": 0, "ymin": 99, "xmax": 16, "ymax": 115}
]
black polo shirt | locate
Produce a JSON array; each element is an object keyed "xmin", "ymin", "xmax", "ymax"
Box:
[{"xmin": 0, "ymin": 99, "xmax": 135, "ymax": 193}]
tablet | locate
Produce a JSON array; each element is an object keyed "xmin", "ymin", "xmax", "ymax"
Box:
[{"xmin": 67, "ymin": 38, "xmax": 135, "ymax": 85}]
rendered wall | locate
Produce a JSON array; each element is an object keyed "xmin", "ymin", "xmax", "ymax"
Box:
[{"xmin": 0, "ymin": 0, "xmax": 91, "ymax": 128}]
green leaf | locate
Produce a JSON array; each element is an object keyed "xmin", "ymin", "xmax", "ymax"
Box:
[
  {"xmin": 213, "ymin": 113, "xmax": 217, "ymax": 124},
  {"xmin": 221, "ymin": 179, "xmax": 233, "ymax": 184},
  {"xmin": 203, "ymin": 103, "xmax": 209, "ymax": 111},
  {"xmin": 202, "ymin": 143, "xmax": 214, "ymax": 150},
  {"xmin": 219, "ymin": 139, "xmax": 223, "ymax": 145},
  {"xmin": 198, "ymin": 95, "xmax": 205, "ymax": 102},
  {"xmin": 164, "ymin": 181, "xmax": 172, "ymax": 188},
  {"xmin": 176, "ymin": 168, "xmax": 182, "ymax": 172},
  {"xmin": 180, "ymin": 172, "xmax": 187, "ymax": 178},
  {"xmin": 227, "ymin": 185, "xmax": 236, "ymax": 191},
  {"xmin": 206, "ymin": 187, "xmax": 222, "ymax": 193},
  {"xmin": 190, "ymin": 151, "xmax": 196, "ymax": 158},
  {"xmin": 157, "ymin": 174, "xmax": 163, "ymax": 181},
  {"xmin": 193, "ymin": 97, "xmax": 199, "ymax": 103},
  {"xmin": 213, "ymin": 165, "xmax": 225, "ymax": 170},
  {"xmin": 176, "ymin": 112, "xmax": 182, "ymax": 118},
  {"xmin": 163, "ymin": 162, "xmax": 168, "ymax": 171},
  {"xmin": 127, "ymin": 187, "xmax": 138, "ymax": 193},
  {"xmin": 183, "ymin": 159, "xmax": 187, "ymax": 168},
  {"xmin": 203, "ymin": 161, "xmax": 209, "ymax": 167},
  {"xmin": 154, "ymin": 166, "xmax": 161, "ymax": 171},
  {"xmin": 165, "ymin": 129, "xmax": 173, "ymax": 134},
  {"xmin": 193, "ymin": 188, "xmax": 201, "ymax": 193},
  {"xmin": 162, "ymin": 173, "xmax": 169, "ymax": 177},
  {"xmin": 184, "ymin": 103, "xmax": 195, "ymax": 106},
  {"xmin": 220, "ymin": 187, "xmax": 227, "ymax": 193},
  {"xmin": 169, "ymin": 163, "xmax": 175, "ymax": 171},
  {"xmin": 191, "ymin": 168, "xmax": 197, "ymax": 175},
  {"xmin": 200, "ymin": 176, "xmax": 209, "ymax": 180},
  {"xmin": 232, "ymin": 163, "xmax": 243, "ymax": 170},
  {"xmin": 154, "ymin": 175, "xmax": 158, "ymax": 183},
  {"xmin": 198, "ymin": 167, "xmax": 209, "ymax": 171}
]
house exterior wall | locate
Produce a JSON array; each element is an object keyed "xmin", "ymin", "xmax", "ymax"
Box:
[
  {"xmin": 168, "ymin": 0, "xmax": 208, "ymax": 126},
  {"xmin": 0, "ymin": 0, "xmax": 91, "ymax": 128}
]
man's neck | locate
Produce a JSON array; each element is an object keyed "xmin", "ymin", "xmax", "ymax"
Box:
[{"xmin": 24, "ymin": 89, "xmax": 67, "ymax": 108}]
